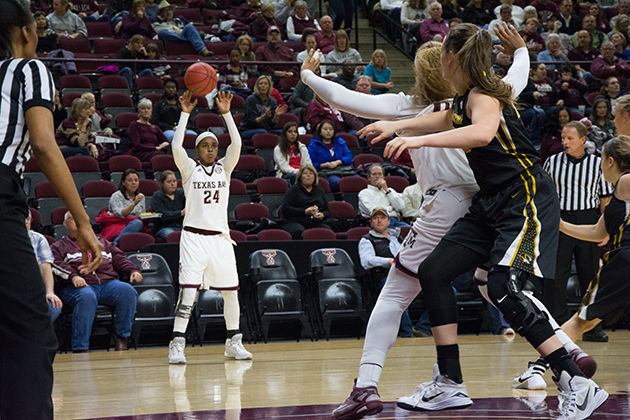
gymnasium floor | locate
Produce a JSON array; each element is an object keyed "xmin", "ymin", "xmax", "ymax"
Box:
[{"xmin": 53, "ymin": 332, "xmax": 630, "ymax": 419}]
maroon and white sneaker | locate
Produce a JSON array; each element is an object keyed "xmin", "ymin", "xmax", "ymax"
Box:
[
  {"xmin": 331, "ymin": 379, "xmax": 384, "ymax": 420},
  {"xmin": 570, "ymin": 348, "xmax": 597, "ymax": 378}
]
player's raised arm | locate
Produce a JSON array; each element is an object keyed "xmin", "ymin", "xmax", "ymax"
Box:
[
  {"xmin": 217, "ymin": 91, "xmax": 242, "ymax": 174},
  {"xmin": 173, "ymin": 91, "xmax": 197, "ymax": 176}
]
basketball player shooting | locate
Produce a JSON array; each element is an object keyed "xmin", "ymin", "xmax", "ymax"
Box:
[{"xmin": 168, "ymin": 90, "xmax": 252, "ymax": 363}]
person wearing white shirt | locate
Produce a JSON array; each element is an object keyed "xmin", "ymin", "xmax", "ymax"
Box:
[
  {"xmin": 488, "ymin": 5, "xmax": 521, "ymax": 41},
  {"xmin": 286, "ymin": 0, "xmax": 320, "ymax": 41},
  {"xmin": 358, "ymin": 163, "xmax": 409, "ymax": 227},
  {"xmin": 401, "ymin": 182, "xmax": 422, "ymax": 220},
  {"xmin": 493, "ymin": 0, "xmax": 524, "ymax": 25},
  {"xmin": 380, "ymin": 0, "xmax": 404, "ymax": 11}
]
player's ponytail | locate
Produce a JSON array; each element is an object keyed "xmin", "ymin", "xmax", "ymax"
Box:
[
  {"xmin": 443, "ymin": 23, "xmax": 513, "ymax": 107},
  {"xmin": 604, "ymin": 135, "xmax": 630, "ymax": 174},
  {"xmin": 0, "ymin": 0, "xmax": 34, "ymax": 60}
]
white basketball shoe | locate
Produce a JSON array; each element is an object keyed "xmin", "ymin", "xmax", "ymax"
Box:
[
  {"xmin": 225, "ymin": 333, "xmax": 253, "ymax": 360},
  {"xmin": 513, "ymin": 360, "xmax": 548, "ymax": 390},
  {"xmin": 168, "ymin": 337, "xmax": 187, "ymax": 364},
  {"xmin": 554, "ymin": 371, "xmax": 608, "ymax": 420},
  {"xmin": 397, "ymin": 364, "xmax": 473, "ymax": 411}
]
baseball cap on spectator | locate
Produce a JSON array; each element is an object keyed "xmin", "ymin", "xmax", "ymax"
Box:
[
  {"xmin": 268, "ymin": 26, "xmax": 281, "ymax": 35},
  {"xmin": 158, "ymin": 0, "xmax": 175, "ymax": 11},
  {"xmin": 370, "ymin": 207, "xmax": 389, "ymax": 218}
]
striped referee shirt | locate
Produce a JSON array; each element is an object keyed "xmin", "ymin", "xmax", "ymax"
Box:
[
  {"xmin": 0, "ymin": 58, "xmax": 55, "ymax": 177},
  {"xmin": 543, "ymin": 152, "xmax": 613, "ymax": 211}
]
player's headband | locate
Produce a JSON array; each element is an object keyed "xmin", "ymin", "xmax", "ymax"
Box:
[{"xmin": 195, "ymin": 132, "xmax": 219, "ymax": 148}]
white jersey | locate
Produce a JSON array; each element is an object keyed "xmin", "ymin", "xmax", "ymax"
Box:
[{"xmin": 171, "ymin": 111, "xmax": 242, "ymax": 235}]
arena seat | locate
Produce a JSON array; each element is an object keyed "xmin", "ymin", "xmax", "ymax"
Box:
[
  {"xmin": 82, "ymin": 180, "xmax": 117, "ymax": 222},
  {"xmin": 339, "ymin": 176, "xmax": 368, "ymax": 210},
  {"xmin": 35, "ymin": 181, "xmax": 65, "ymax": 225},
  {"xmin": 385, "ymin": 175, "xmax": 409, "ymax": 193},
  {"xmin": 302, "ymin": 228, "xmax": 336, "ymax": 241},
  {"xmin": 353, "ymin": 153, "xmax": 383, "ymax": 169},
  {"xmin": 230, "ymin": 229, "xmax": 247, "ymax": 242},
  {"xmin": 337, "ymin": 132, "xmax": 362, "ymax": 155},
  {"xmin": 150, "ymin": 155, "xmax": 179, "ymax": 181},
  {"xmin": 257, "ymin": 177, "xmax": 288, "ymax": 218},
  {"xmin": 257, "ymin": 229, "xmax": 292, "ymax": 241},
  {"xmin": 165, "ymin": 231, "xmax": 181, "ymax": 243},
  {"xmin": 65, "ymin": 156, "xmax": 102, "ymax": 189},
  {"xmin": 276, "ymin": 112, "xmax": 300, "ymax": 129},
  {"xmin": 327, "ymin": 201, "xmax": 358, "ymax": 232},
  {"xmin": 299, "ymin": 134, "xmax": 312, "ymax": 146},
  {"xmin": 93, "ymin": 38, "xmax": 126, "ymax": 56},
  {"xmin": 118, "ymin": 233, "xmax": 156, "ymax": 253},
  {"xmin": 138, "ymin": 179, "xmax": 160, "ymax": 196},
  {"xmin": 114, "ymin": 112, "xmax": 139, "ymax": 129},
  {"xmin": 194, "ymin": 112, "xmax": 224, "ymax": 130},
  {"xmin": 345, "ymin": 226, "xmax": 370, "ymax": 241},
  {"xmin": 228, "ymin": 179, "xmax": 250, "ymax": 220},
  {"xmin": 174, "ymin": 7, "xmax": 203, "ymax": 23},
  {"xmin": 108, "ymin": 155, "xmax": 144, "ymax": 185},
  {"xmin": 86, "ymin": 21, "xmax": 113, "ymax": 39},
  {"xmin": 62, "ymin": 92, "xmax": 83, "ymax": 107},
  {"xmin": 253, "ymin": 134, "xmax": 280, "ymax": 172},
  {"xmin": 137, "ymin": 76, "xmax": 165, "ymax": 96},
  {"xmin": 247, "ymin": 249, "xmax": 313, "ymax": 341}
]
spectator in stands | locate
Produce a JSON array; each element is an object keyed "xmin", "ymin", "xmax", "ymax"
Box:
[
  {"xmin": 616, "ymin": 1, "xmax": 630, "ymax": 18},
  {"xmin": 144, "ymin": 0, "xmax": 159, "ymax": 22},
  {"xmin": 333, "ymin": 62, "xmax": 359, "ymax": 90},
  {"xmin": 437, "ymin": 0, "xmax": 462, "ymax": 20},
  {"xmin": 537, "ymin": 33, "xmax": 567, "ymax": 71},
  {"xmin": 31, "ymin": 0, "xmax": 53, "ymax": 15},
  {"xmin": 555, "ymin": 64, "xmax": 588, "ymax": 116},
  {"xmin": 358, "ymin": 207, "xmax": 412, "ymax": 337},
  {"xmin": 35, "ymin": 11, "xmax": 58, "ymax": 53},
  {"xmin": 53, "ymin": 211, "xmax": 142, "ymax": 352},
  {"xmin": 462, "ymin": 0, "xmax": 494, "ymax": 27},
  {"xmin": 152, "ymin": 1, "xmax": 212, "ymax": 56},
  {"xmin": 601, "ymin": 76, "xmax": 621, "ymax": 115},
  {"xmin": 286, "ymin": 0, "xmax": 319, "ymax": 41},
  {"xmin": 236, "ymin": 34, "xmax": 258, "ymax": 74},
  {"xmin": 401, "ymin": 0, "xmax": 426, "ymax": 46},
  {"xmin": 56, "ymin": 97, "xmax": 99, "ymax": 159},
  {"xmin": 542, "ymin": 15, "xmax": 573, "ymax": 56},
  {"xmin": 117, "ymin": 0, "xmax": 157, "ymax": 40},
  {"xmin": 592, "ymin": 41, "xmax": 630, "ymax": 89},
  {"xmin": 519, "ymin": 5, "xmax": 543, "ymax": 33},
  {"xmin": 572, "ymin": 14, "xmax": 607, "ymax": 50},
  {"xmin": 401, "ymin": 182, "xmax": 422, "ymax": 221},
  {"xmin": 419, "ymin": 1, "xmax": 449, "ymax": 43},
  {"xmin": 129, "ymin": 98, "xmax": 170, "ymax": 161},
  {"xmin": 610, "ymin": 14, "xmax": 630, "ymax": 42},
  {"xmin": 568, "ymin": 29, "xmax": 599, "ymax": 74},
  {"xmin": 492, "ymin": 50, "xmax": 512, "ymax": 77},
  {"xmin": 53, "ymin": 89, "xmax": 67, "ymax": 129},
  {"xmin": 557, "ymin": 0, "xmax": 580, "ymax": 35},
  {"xmin": 81, "ymin": 92, "xmax": 112, "ymax": 135},
  {"xmin": 289, "ymin": 69, "xmax": 315, "ymax": 119},
  {"xmin": 47, "ymin": 0, "xmax": 88, "ymax": 39},
  {"xmin": 281, "ymin": 164, "xmax": 331, "ymax": 238},
  {"xmin": 145, "ymin": 42, "xmax": 171, "ymax": 78},
  {"xmin": 26, "ymin": 211, "xmax": 62, "ymax": 322},
  {"xmin": 588, "ymin": 96, "xmax": 617, "ymax": 146},
  {"xmin": 256, "ymin": 26, "xmax": 298, "ymax": 76},
  {"xmin": 520, "ymin": 17, "xmax": 546, "ymax": 55},
  {"xmin": 323, "ymin": 30, "xmax": 362, "ymax": 77},
  {"xmin": 306, "ymin": 119, "xmax": 353, "ymax": 191},
  {"xmin": 610, "ymin": 31, "xmax": 630, "ymax": 61},
  {"xmin": 530, "ymin": 0, "xmax": 559, "ymax": 22},
  {"xmin": 363, "ymin": 49, "xmax": 392, "ymax": 94},
  {"xmin": 233, "ymin": 0, "xmax": 261, "ymax": 25},
  {"xmin": 314, "ymin": 15, "xmax": 336, "ymax": 54},
  {"xmin": 493, "ymin": 0, "xmax": 524, "ymax": 25},
  {"xmin": 117, "ymin": 34, "xmax": 154, "ymax": 89},
  {"xmin": 540, "ymin": 106, "xmax": 571, "ymax": 163},
  {"xmin": 589, "ymin": 2, "xmax": 610, "ymax": 34},
  {"xmin": 303, "ymin": 95, "xmax": 364, "ymax": 134},
  {"xmin": 72, "ymin": 0, "xmax": 107, "ymax": 21},
  {"xmin": 488, "ymin": 4, "xmax": 518, "ymax": 42},
  {"xmin": 251, "ymin": 2, "xmax": 282, "ymax": 41},
  {"xmin": 151, "ymin": 170, "xmax": 185, "ymax": 239},
  {"xmin": 354, "ymin": 75, "xmax": 372, "ymax": 94},
  {"xmin": 358, "ymin": 163, "xmax": 409, "ymax": 228},
  {"xmin": 296, "ymin": 30, "xmax": 319, "ymax": 62},
  {"xmin": 108, "ymin": 169, "xmax": 146, "ymax": 244},
  {"xmin": 242, "ymin": 75, "xmax": 288, "ymax": 138},
  {"xmin": 273, "ymin": 0, "xmax": 299, "ymax": 24},
  {"xmin": 219, "ymin": 49, "xmax": 253, "ymax": 99},
  {"xmin": 151, "ymin": 79, "xmax": 196, "ymax": 141},
  {"xmin": 519, "ymin": 62, "xmax": 561, "ymax": 145},
  {"xmin": 329, "ymin": 0, "xmax": 354, "ymax": 32},
  {"xmin": 274, "ymin": 121, "xmax": 312, "ymax": 183}
]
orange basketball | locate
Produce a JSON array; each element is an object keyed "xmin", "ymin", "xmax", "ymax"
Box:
[{"xmin": 184, "ymin": 62, "xmax": 217, "ymax": 96}]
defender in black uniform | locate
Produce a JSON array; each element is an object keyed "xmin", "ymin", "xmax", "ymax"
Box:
[
  {"xmin": 561, "ymin": 136, "xmax": 630, "ymax": 338},
  {"xmin": 359, "ymin": 23, "xmax": 607, "ymax": 419}
]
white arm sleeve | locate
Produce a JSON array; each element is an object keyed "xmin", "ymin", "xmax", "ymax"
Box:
[
  {"xmin": 387, "ymin": 189, "xmax": 406, "ymax": 212},
  {"xmin": 502, "ymin": 47, "xmax": 530, "ymax": 99},
  {"xmin": 171, "ymin": 112, "xmax": 195, "ymax": 180},
  {"xmin": 220, "ymin": 112, "xmax": 242, "ymax": 175},
  {"xmin": 301, "ymin": 69, "xmax": 418, "ymax": 120}
]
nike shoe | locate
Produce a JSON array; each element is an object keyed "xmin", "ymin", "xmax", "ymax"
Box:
[
  {"xmin": 397, "ymin": 364, "xmax": 473, "ymax": 411},
  {"xmin": 224, "ymin": 333, "xmax": 253, "ymax": 360},
  {"xmin": 331, "ymin": 379, "xmax": 384, "ymax": 419},
  {"xmin": 569, "ymin": 348, "xmax": 597, "ymax": 378},
  {"xmin": 554, "ymin": 371, "xmax": 608, "ymax": 420},
  {"xmin": 168, "ymin": 337, "xmax": 187, "ymax": 364},
  {"xmin": 512, "ymin": 360, "xmax": 547, "ymax": 390}
]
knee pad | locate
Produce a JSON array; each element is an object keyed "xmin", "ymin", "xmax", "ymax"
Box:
[
  {"xmin": 487, "ymin": 266, "xmax": 548, "ymax": 336},
  {"xmin": 175, "ymin": 288, "xmax": 196, "ymax": 319}
]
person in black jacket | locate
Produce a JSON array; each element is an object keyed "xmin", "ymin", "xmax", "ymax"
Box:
[
  {"xmin": 151, "ymin": 170, "xmax": 185, "ymax": 239},
  {"xmin": 281, "ymin": 164, "xmax": 331, "ymax": 239},
  {"xmin": 150, "ymin": 78, "xmax": 196, "ymax": 141}
]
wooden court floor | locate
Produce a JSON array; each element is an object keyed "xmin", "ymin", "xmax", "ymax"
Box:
[{"xmin": 53, "ymin": 332, "xmax": 630, "ymax": 419}]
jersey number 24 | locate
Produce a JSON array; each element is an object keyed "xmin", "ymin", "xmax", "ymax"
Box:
[{"xmin": 203, "ymin": 190, "xmax": 220, "ymax": 204}]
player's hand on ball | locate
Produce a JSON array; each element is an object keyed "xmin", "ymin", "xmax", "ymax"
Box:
[
  {"xmin": 179, "ymin": 90, "xmax": 198, "ymax": 114},
  {"xmin": 216, "ymin": 91, "xmax": 233, "ymax": 114}
]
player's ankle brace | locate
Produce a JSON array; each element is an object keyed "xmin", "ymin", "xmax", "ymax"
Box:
[
  {"xmin": 545, "ymin": 347, "xmax": 585, "ymax": 378},
  {"xmin": 437, "ymin": 344, "xmax": 463, "ymax": 384},
  {"xmin": 226, "ymin": 329, "xmax": 240, "ymax": 338}
]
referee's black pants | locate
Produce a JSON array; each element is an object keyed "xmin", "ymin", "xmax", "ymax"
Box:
[
  {"xmin": 0, "ymin": 165, "xmax": 57, "ymax": 420},
  {"xmin": 544, "ymin": 209, "xmax": 600, "ymax": 324}
]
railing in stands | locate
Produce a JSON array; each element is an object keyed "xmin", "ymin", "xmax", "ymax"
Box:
[{"xmin": 370, "ymin": 9, "xmax": 418, "ymax": 60}]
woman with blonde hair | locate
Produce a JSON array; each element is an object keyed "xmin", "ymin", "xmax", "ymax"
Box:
[
  {"xmin": 242, "ymin": 75, "xmax": 288, "ymax": 138},
  {"xmin": 235, "ymin": 34, "xmax": 258, "ymax": 73},
  {"xmin": 360, "ymin": 22, "xmax": 607, "ymax": 418},
  {"xmin": 55, "ymin": 97, "xmax": 98, "ymax": 158},
  {"xmin": 46, "ymin": 0, "xmax": 87, "ymax": 39},
  {"xmin": 363, "ymin": 49, "xmax": 392, "ymax": 94}
]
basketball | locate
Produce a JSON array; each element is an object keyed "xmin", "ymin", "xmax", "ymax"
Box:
[{"xmin": 184, "ymin": 62, "xmax": 217, "ymax": 96}]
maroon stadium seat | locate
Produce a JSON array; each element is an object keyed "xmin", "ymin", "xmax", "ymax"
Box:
[
  {"xmin": 81, "ymin": 180, "xmax": 117, "ymax": 198},
  {"xmin": 138, "ymin": 179, "xmax": 160, "ymax": 196},
  {"xmin": 256, "ymin": 177, "xmax": 289, "ymax": 194},
  {"xmin": 194, "ymin": 113, "xmax": 224, "ymax": 129},
  {"xmin": 118, "ymin": 233, "xmax": 155, "ymax": 252},
  {"xmin": 108, "ymin": 155, "xmax": 143, "ymax": 172},
  {"xmin": 339, "ymin": 176, "xmax": 368, "ymax": 193},
  {"xmin": 166, "ymin": 231, "xmax": 181, "ymax": 243},
  {"xmin": 353, "ymin": 153, "xmax": 383, "ymax": 169},
  {"xmin": 66, "ymin": 156, "xmax": 99, "ymax": 172},
  {"xmin": 328, "ymin": 201, "xmax": 356, "ymax": 218},
  {"xmin": 136, "ymin": 76, "xmax": 165, "ymax": 90},
  {"xmin": 345, "ymin": 226, "xmax": 370, "ymax": 240},
  {"xmin": 230, "ymin": 179, "xmax": 247, "ymax": 195},
  {"xmin": 60, "ymin": 74, "xmax": 91, "ymax": 89},
  {"xmin": 62, "ymin": 92, "xmax": 83, "ymax": 107},
  {"xmin": 230, "ymin": 229, "xmax": 247, "ymax": 242},
  {"xmin": 234, "ymin": 202, "xmax": 269, "ymax": 221},
  {"xmin": 276, "ymin": 112, "xmax": 299, "ymax": 129},
  {"xmin": 151, "ymin": 155, "xmax": 177, "ymax": 172},
  {"xmin": 257, "ymin": 229, "xmax": 292, "ymax": 241},
  {"xmin": 98, "ymin": 75, "xmax": 130, "ymax": 90},
  {"xmin": 302, "ymin": 227, "xmax": 336, "ymax": 240},
  {"xmin": 35, "ymin": 181, "xmax": 58, "ymax": 198},
  {"xmin": 234, "ymin": 155, "xmax": 266, "ymax": 172},
  {"xmin": 86, "ymin": 21, "xmax": 113, "ymax": 38},
  {"xmin": 252, "ymin": 133, "xmax": 279, "ymax": 149},
  {"xmin": 93, "ymin": 38, "xmax": 126, "ymax": 55},
  {"xmin": 384, "ymin": 175, "xmax": 409, "ymax": 193},
  {"xmin": 115, "ymin": 112, "xmax": 139, "ymax": 129},
  {"xmin": 51, "ymin": 207, "xmax": 69, "ymax": 225},
  {"xmin": 102, "ymin": 93, "xmax": 133, "ymax": 108}
]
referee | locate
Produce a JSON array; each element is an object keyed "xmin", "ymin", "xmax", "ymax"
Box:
[
  {"xmin": 543, "ymin": 121, "xmax": 612, "ymax": 336},
  {"xmin": 0, "ymin": 2, "xmax": 102, "ymax": 419}
]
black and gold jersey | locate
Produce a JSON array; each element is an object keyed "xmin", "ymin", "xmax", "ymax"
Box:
[{"xmin": 605, "ymin": 188, "xmax": 630, "ymax": 252}]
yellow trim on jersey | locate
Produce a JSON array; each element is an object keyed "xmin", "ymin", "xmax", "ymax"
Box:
[
  {"xmin": 497, "ymin": 119, "xmax": 535, "ymax": 168},
  {"xmin": 613, "ymin": 209, "xmax": 630, "ymax": 249},
  {"xmin": 509, "ymin": 172, "xmax": 540, "ymax": 268}
]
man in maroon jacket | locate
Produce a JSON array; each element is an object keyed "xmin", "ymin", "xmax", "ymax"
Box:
[{"xmin": 52, "ymin": 212, "xmax": 143, "ymax": 352}]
